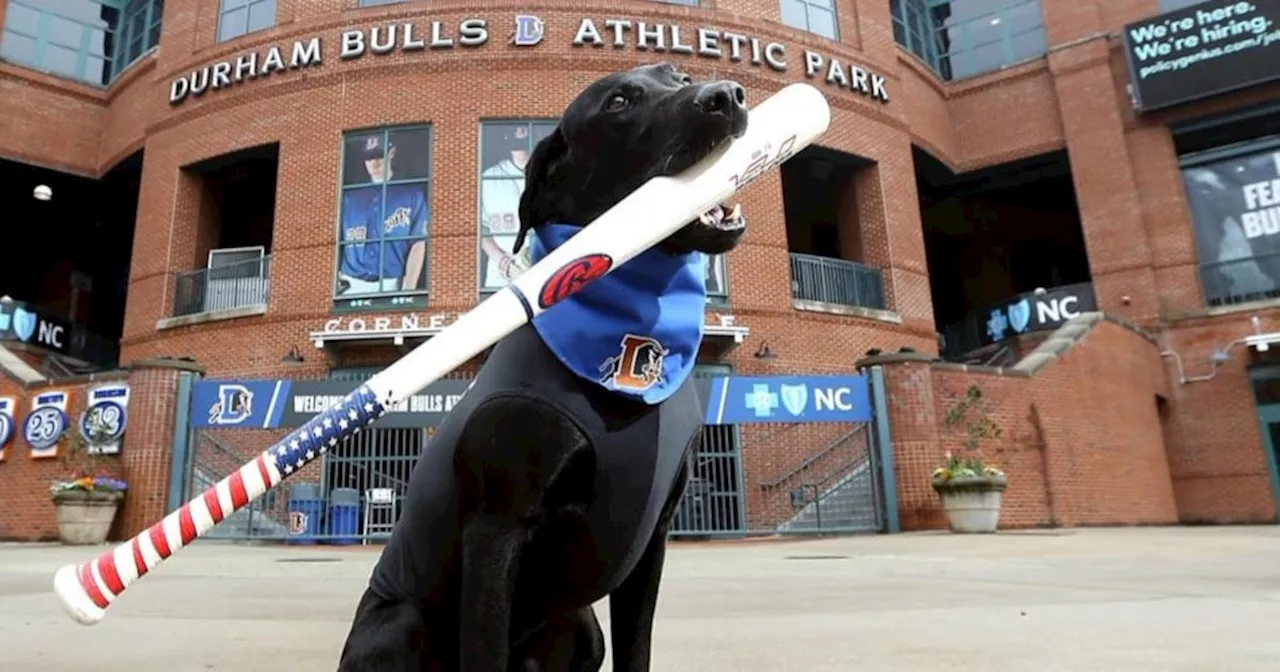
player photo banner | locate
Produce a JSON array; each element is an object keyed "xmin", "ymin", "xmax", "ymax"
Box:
[
  {"xmin": 336, "ymin": 126, "xmax": 434, "ymax": 310},
  {"xmin": 476, "ymin": 120, "xmax": 730, "ymax": 298},
  {"xmin": 80, "ymin": 384, "xmax": 130, "ymax": 456},
  {"xmin": 0, "ymin": 397, "xmax": 15, "ymax": 462},
  {"xmin": 1181, "ymin": 144, "xmax": 1280, "ymax": 305},
  {"xmin": 478, "ymin": 120, "xmax": 557, "ymax": 292},
  {"xmin": 25, "ymin": 390, "xmax": 69, "ymax": 459}
]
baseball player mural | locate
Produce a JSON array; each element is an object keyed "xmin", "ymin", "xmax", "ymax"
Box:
[
  {"xmin": 478, "ymin": 123, "xmax": 551, "ymax": 292},
  {"xmin": 478, "ymin": 122, "xmax": 729, "ymax": 296},
  {"xmin": 337, "ymin": 129, "xmax": 432, "ymax": 298}
]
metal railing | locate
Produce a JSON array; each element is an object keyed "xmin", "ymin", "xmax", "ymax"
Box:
[
  {"xmin": 761, "ymin": 426, "xmax": 864, "ymax": 491},
  {"xmin": 1200, "ymin": 254, "xmax": 1280, "ymax": 308},
  {"xmin": 172, "ymin": 256, "xmax": 271, "ymax": 318},
  {"xmin": 789, "ymin": 253, "xmax": 886, "ymax": 310}
]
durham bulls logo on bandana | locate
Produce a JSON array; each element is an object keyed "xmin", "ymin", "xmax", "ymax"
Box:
[{"xmin": 598, "ymin": 335, "xmax": 669, "ymax": 392}]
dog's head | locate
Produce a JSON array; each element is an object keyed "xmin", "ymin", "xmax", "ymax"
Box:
[{"xmin": 514, "ymin": 63, "xmax": 750, "ymax": 257}]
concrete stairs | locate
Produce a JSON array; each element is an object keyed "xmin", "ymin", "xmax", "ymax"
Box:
[{"xmin": 777, "ymin": 460, "xmax": 881, "ymax": 533}]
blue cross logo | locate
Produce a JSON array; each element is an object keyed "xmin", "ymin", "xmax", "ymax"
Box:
[
  {"xmin": 744, "ymin": 383, "xmax": 779, "ymax": 418},
  {"xmin": 985, "ymin": 308, "xmax": 1009, "ymax": 342}
]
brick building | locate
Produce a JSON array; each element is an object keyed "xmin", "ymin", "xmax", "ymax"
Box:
[{"xmin": 1, "ymin": 0, "xmax": 1279, "ymax": 542}]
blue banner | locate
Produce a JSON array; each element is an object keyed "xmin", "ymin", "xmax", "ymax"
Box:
[
  {"xmin": 702, "ymin": 374, "xmax": 872, "ymax": 425},
  {"xmin": 190, "ymin": 380, "xmax": 292, "ymax": 429},
  {"xmin": 190, "ymin": 373, "xmax": 874, "ymax": 429}
]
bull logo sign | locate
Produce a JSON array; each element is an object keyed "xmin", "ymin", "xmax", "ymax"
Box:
[
  {"xmin": 779, "ymin": 384, "xmax": 808, "ymax": 417},
  {"xmin": 208, "ymin": 384, "xmax": 254, "ymax": 425}
]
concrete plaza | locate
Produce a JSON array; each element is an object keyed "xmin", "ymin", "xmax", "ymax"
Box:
[{"xmin": 2, "ymin": 526, "xmax": 1278, "ymax": 671}]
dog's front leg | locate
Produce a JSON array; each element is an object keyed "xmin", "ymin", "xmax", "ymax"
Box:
[
  {"xmin": 459, "ymin": 511, "xmax": 525, "ymax": 671},
  {"xmin": 607, "ymin": 458, "xmax": 690, "ymax": 672}
]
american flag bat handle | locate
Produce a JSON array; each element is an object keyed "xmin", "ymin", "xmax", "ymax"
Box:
[{"xmin": 53, "ymin": 82, "xmax": 832, "ymax": 625}]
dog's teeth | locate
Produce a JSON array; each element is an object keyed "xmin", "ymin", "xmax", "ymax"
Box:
[{"xmin": 728, "ymin": 203, "xmax": 742, "ymax": 220}]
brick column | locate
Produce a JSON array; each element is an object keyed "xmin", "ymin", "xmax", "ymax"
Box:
[
  {"xmin": 855, "ymin": 142, "xmax": 936, "ymax": 333},
  {"xmin": 1042, "ymin": 4, "xmax": 1159, "ymax": 323},
  {"xmin": 857, "ymin": 352, "xmax": 947, "ymax": 530},
  {"xmin": 114, "ymin": 358, "xmax": 205, "ymax": 540}
]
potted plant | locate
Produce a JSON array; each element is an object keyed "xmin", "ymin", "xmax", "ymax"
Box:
[
  {"xmin": 50, "ymin": 415, "xmax": 127, "ymax": 545},
  {"xmin": 932, "ymin": 383, "xmax": 1007, "ymax": 533}
]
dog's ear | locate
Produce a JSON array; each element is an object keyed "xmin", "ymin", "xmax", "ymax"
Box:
[{"xmin": 514, "ymin": 126, "xmax": 568, "ymax": 254}]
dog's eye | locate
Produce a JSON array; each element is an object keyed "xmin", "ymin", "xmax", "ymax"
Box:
[
  {"xmin": 680, "ymin": 75, "xmax": 693, "ymax": 86},
  {"xmin": 605, "ymin": 94, "xmax": 630, "ymax": 111}
]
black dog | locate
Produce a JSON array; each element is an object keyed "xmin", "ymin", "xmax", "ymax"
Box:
[{"xmin": 336, "ymin": 63, "xmax": 750, "ymax": 671}]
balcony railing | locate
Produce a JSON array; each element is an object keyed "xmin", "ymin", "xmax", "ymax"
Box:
[
  {"xmin": 789, "ymin": 253, "xmax": 886, "ymax": 311},
  {"xmin": 173, "ymin": 256, "xmax": 271, "ymax": 318},
  {"xmin": 1200, "ymin": 254, "xmax": 1280, "ymax": 308}
]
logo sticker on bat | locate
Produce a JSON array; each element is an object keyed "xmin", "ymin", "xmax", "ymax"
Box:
[
  {"xmin": 538, "ymin": 253, "xmax": 614, "ymax": 309},
  {"xmin": 728, "ymin": 134, "xmax": 799, "ymax": 191}
]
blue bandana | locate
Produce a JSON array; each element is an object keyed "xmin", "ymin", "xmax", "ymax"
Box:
[{"xmin": 528, "ymin": 223, "xmax": 707, "ymax": 405}]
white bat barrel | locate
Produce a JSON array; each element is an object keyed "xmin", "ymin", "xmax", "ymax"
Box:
[{"xmin": 52, "ymin": 82, "xmax": 832, "ymax": 626}]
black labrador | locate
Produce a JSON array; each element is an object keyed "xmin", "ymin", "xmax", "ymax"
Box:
[{"xmin": 336, "ymin": 62, "xmax": 750, "ymax": 671}]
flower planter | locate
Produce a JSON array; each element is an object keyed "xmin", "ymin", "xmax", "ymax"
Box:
[
  {"xmin": 932, "ymin": 474, "xmax": 1007, "ymax": 534},
  {"xmin": 53, "ymin": 490, "xmax": 124, "ymax": 545}
]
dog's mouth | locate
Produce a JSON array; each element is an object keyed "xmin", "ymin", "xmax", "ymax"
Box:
[
  {"xmin": 660, "ymin": 134, "xmax": 736, "ymax": 179},
  {"xmin": 697, "ymin": 202, "xmax": 744, "ymax": 231}
]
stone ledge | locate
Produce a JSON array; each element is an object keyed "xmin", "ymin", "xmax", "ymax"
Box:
[
  {"xmin": 855, "ymin": 351, "xmax": 939, "ymax": 368},
  {"xmin": 127, "ymin": 357, "xmax": 207, "ymax": 374},
  {"xmin": 928, "ymin": 361, "xmax": 1032, "ymax": 378},
  {"xmin": 156, "ymin": 304, "xmax": 267, "ymax": 330},
  {"xmin": 792, "ymin": 299, "xmax": 903, "ymax": 324},
  {"xmin": 857, "ymin": 311, "xmax": 1154, "ymax": 378},
  {"xmin": 1162, "ymin": 297, "xmax": 1280, "ymax": 323}
]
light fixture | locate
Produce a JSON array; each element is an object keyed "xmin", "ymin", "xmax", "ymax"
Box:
[
  {"xmin": 754, "ymin": 341, "xmax": 778, "ymax": 359},
  {"xmin": 33, "ymin": 184, "xmax": 51, "ymax": 201},
  {"xmin": 281, "ymin": 345, "xmax": 305, "ymax": 364}
]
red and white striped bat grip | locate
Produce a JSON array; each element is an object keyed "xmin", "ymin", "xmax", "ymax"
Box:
[
  {"xmin": 53, "ymin": 451, "xmax": 282, "ymax": 624},
  {"xmin": 53, "ymin": 385, "xmax": 387, "ymax": 624}
]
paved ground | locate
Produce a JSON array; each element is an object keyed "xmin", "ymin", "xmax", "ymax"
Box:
[{"xmin": 3, "ymin": 526, "xmax": 1279, "ymax": 670}]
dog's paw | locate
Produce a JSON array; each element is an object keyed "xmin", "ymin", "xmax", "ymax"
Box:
[{"xmin": 697, "ymin": 202, "xmax": 745, "ymax": 232}]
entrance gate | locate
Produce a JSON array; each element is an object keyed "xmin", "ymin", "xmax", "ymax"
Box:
[{"xmin": 179, "ymin": 367, "xmax": 897, "ymax": 543}]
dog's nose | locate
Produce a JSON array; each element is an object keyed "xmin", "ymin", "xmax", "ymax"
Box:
[{"xmin": 694, "ymin": 82, "xmax": 747, "ymax": 118}]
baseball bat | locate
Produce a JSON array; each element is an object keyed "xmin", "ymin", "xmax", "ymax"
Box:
[{"xmin": 53, "ymin": 81, "xmax": 832, "ymax": 626}]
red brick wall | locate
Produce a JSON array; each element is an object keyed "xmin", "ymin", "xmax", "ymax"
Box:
[
  {"xmin": 876, "ymin": 318, "xmax": 1180, "ymax": 530},
  {"xmin": 1160, "ymin": 310, "xmax": 1280, "ymax": 524},
  {"xmin": 0, "ymin": 361, "xmax": 198, "ymax": 542}
]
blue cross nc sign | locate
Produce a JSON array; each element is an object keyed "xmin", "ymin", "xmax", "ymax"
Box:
[{"xmin": 703, "ymin": 374, "xmax": 872, "ymax": 424}]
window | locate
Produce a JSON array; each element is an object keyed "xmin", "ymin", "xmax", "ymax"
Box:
[
  {"xmin": 780, "ymin": 0, "xmax": 838, "ymax": 39},
  {"xmin": 114, "ymin": 0, "xmax": 162, "ymax": 76},
  {"xmin": 0, "ymin": 0, "xmax": 162, "ymax": 85},
  {"xmin": 478, "ymin": 120, "xmax": 558, "ymax": 295},
  {"xmin": 336, "ymin": 126, "xmax": 433, "ymax": 309},
  {"xmin": 890, "ymin": 0, "xmax": 1046, "ymax": 81},
  {"xmin": 476, "ymin": 120, "xmax": 730, "ymax": 302},
  {"xmin": 217, "ymin": 0, "xmax": 275, "ymax": 43},
  {"xmin": 1180, "ymin": 140, "xmax": 1280, "ymax": 307},
  {"xmin": 2, "ymin": 0, "xmax": 116, "ymax": 86}
]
